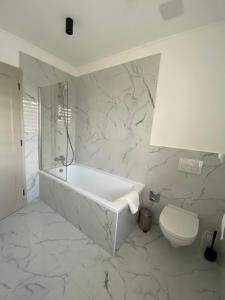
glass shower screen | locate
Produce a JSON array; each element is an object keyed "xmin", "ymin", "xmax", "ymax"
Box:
[{"xmin": 39, "ymin": 81, "xmax": 71, "ymax": 181}]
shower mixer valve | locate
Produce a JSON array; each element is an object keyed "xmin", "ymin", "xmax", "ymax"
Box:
[{"xmin": 54, "ymin": 155, "xmax": 66, "ymax": 163}]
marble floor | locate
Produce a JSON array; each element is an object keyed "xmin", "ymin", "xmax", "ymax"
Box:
[{"xmin": 0, "ymin": 200, "xmax": 221, "ymax": 300}]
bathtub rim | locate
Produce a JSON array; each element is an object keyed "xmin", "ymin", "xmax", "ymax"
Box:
[{"xmin": 39, "ymin": 163, "xmax": 144, "ymax": 213}]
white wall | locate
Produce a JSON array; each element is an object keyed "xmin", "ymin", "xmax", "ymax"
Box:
[
  {"xmin": 150, "ymin": 20, "xmax": 225, "ymax": 154},
  {"xmin": 1, "ymin": 20, "xmax": 224, "ymax": 79},
  {"xmin": 0, "ymin": 29, "xmax": 77, "ymax": 76},
  {"xmin": 75, "ymin": 20, "xmax": 225, "ymax": 155},
  {"xmin": 1, "ymin": 20, "xmax": 225, "ymax": 155},
  {"xmin": 76, "ymin": 20, "xmax": 225, "ymax": 76}
]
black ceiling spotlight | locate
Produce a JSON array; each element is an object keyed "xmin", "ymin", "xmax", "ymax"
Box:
[{"xmin": 65, "ymin": 17, "xmax": 73, "ymax": 35}]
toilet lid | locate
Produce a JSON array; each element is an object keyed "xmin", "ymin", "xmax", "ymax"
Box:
[{"xmin": 160, "ymin": 205, "xmax": 199, "ymax": 240}]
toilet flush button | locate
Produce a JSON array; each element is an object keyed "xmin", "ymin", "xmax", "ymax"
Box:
[{"xmin": 178, "ymin": 158, "xmax": 203, "ymax": 175}]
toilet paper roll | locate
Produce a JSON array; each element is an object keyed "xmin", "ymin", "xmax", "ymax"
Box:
[{"xmin": 221, "ymin": 214, "xmax": 225, "ymax": 240}]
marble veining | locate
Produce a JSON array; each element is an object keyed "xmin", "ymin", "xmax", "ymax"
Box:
[
  {"xmin": 20, "ymin": 53, "xmax": 77, "ymax": 202},
  {"xmin": 21, "ymin": 53, "xmax": 225, "ymax": 251},
  {"xmin": 23, "ymin": 85, "xmax": 39, "ymax": 202},
  {"xmin": 20, "ymin": 53, "xmax": 225, "ymax": 294},
  {"xmin": 75, "ymin": 54, "xmax": 225, "ymax": 254},
  {"xmin": 21, "ymin": 53, "xmax": 225, "ymax": 265},
  {"xmin": 39, "ymin": 171, "xmax": 137, "ymax": 255},
  {"xmin": 39, "ymin": 171, "xmax": 116, "ymax": 254},
  {"xmin": 0, "ymin": 200, "xmax": 222, "ymax": 300}
]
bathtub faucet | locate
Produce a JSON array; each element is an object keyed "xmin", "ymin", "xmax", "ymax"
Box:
[{"xmin": 54, "ymin": 155, "xmax": 65, "ymax": 164}]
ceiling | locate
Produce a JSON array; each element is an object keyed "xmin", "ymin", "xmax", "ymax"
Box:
[{"xmin": 0, "ymin": 0, "xmax": 225, "ymax": 67}]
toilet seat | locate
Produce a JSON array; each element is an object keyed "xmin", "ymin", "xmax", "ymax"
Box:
[{"xmin": 159, "ymin": 205, "xmax": 199, "ymax": 241}]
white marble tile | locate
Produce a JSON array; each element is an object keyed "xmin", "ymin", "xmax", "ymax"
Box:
[
  {"xmin": 0, "ymin": 200, "xmax": 221, "ymax": 300},
  {"xmin": 21, "ymin": 52, "xmax": 225, "ymax": 278},
  {"xmin": 218, "ymin": 265, "xmax": 225, "ymax": 299},
  {"xmin": 22, "ymin": 83, "xmax": 39, "ymax": 202},
  {"xmin": 75, "ymin": 54, "xmax": 225, "ymax": 259},
  {"xmin": 0, "ymin": 204, "xmax": 72, "ymax": 300},
  {"xmin": 21, "ymin": 53, "xmax": 225, "ymax": 252},
  {"xmin": 115, "ymin": 205, "xmax": 138, "ymax": 251},
  {"xmin": 42, "ymin": 278, "xmax": 91, "ymax": 300},
  {"xmin": 39, "ymin": 173, "xmax": 117, "ymax": 254}
]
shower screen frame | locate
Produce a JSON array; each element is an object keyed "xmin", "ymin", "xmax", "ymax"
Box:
[{"xmin": 38, "ymin": 81, "xmax": 69, "ymax": 182}]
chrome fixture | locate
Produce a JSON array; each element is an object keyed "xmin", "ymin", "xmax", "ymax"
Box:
[
  {"xmin": 149, "ymin": 191, "xmax": 160, "ymax": 202},
  {"xmin": 54, "ymin": 155, "xmax": 66, "ymax": 164}
]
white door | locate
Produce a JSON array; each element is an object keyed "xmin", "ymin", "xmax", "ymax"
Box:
[{"xmin": 0, "ymin": 62, "xmax": 25, "ymax": 220}]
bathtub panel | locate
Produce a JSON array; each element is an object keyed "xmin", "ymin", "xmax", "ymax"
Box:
[
  {"xmin": 40, "ymin": 173, "xmax": 117, "ymax": 254},
  {"xmin": 39, "ymin": 175, "xmax": 56, "ymax": 209},
  {"xmin": 115, "ymin": 206, "xmax": 138, "ymax": 250},
  {"xmin": 77, "ymin": 197, "xmax": 116, "ymax": 253},
  {"xmin": 115, "ymin": 188, "xmax": 145, "ymax": 250}
]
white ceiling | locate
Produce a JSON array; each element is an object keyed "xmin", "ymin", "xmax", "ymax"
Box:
[{"xmin": 0, "ymin": 0, "xmax": 225, "ymax": 68}]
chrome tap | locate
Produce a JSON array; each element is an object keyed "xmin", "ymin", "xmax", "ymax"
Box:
[{"xmin": 54, "ymin": 155, "xmax": 66, "ymax": 164}]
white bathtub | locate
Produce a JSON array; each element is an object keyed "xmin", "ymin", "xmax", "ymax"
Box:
[
  {"xmin": 39, "ymin": 164, "xmax": 144, "ymax": 254},
  {"xmin": 46, "ymin": 164, "xmax": 144, "ymax": 211}
]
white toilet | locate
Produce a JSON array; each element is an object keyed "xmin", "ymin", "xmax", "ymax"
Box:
[{"xmin": 159, "ymin": 204, "xmax": 199, "ymax": 248}]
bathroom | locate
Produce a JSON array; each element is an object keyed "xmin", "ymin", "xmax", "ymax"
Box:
[{"xmin": 0, "ymin": 0, "xmax": 225, "ymax": 299}]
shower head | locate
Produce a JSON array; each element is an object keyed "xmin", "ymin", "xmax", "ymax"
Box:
[{"xmin": 57, "ymin": 82, "xmax": 67, "ymax": 106}]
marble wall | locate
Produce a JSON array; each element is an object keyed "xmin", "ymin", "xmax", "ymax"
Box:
[
  {"xmin": 22, "ymin": 79, "xmax": 39, "ymax": 202},
  {"xmin": 75, "ymin": 54, "xmax": 225, "ymax": 249},
  {"xmin": 39, "ymin": 171, "xmax": 137, "ymax": 254},
  {"xmin": 21, "ymin": 52, "xmax": 225, "ymax": 257},
  {"xmin": 20, "ymin": 53, "xmax": 76, "ymax": 202}
]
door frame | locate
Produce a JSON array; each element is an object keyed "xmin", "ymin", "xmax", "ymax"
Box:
[
  {"xmin": 18, "ymin": 66, "xmax": 27, "ymax": 206},
  {"xmin": 0, "ymin": 61, "xmax": 27, "ymax": 217}
]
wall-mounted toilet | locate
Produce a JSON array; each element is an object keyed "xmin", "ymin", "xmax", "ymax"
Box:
[{"xmin": 159, "ymin": 204, "xmax": 199, "ymax": 248}]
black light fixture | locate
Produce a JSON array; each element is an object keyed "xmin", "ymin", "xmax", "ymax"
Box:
[{"xmin": 65, "ymin": 17, "xmax": 73, "ymax": 35}]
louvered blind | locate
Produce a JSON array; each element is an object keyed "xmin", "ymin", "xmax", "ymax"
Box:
[
  {"xmin": 23, "ymin": 94, "xmax": 38, "ymax": 134},
  {"xmin": 57, "ymin": 104, "xmax": 72, "ymax": 126}
]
